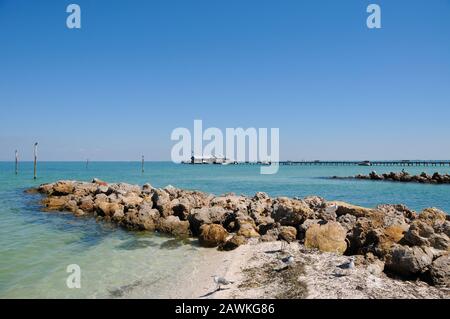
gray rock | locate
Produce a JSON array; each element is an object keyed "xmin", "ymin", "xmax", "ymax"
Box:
[
  {"xmin": 430, "ymin": 255, "xmax": 450, "ymax": 287},
  {"xmin": 188, "ymin": 206, "xmax": 228, "ymax": 236},
  {"xmin": 385, "ymin": 244, "xmax": 434, "ymax": 277}
]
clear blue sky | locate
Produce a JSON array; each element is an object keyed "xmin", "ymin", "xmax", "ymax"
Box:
[{"xmin": 0, "ymin": 0, "xmax": 449, "ymax": 161}]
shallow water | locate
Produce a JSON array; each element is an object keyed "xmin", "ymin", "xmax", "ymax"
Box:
[{"xmin": 0, "ymin": 161, "xmax": 449, "ymax": 298}]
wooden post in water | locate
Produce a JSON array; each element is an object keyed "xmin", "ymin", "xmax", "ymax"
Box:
[
  {"xmin": 33, "ymin": 142, "xmax": 38, "ymax": 180},
  {"xmin": 86, "ymin": 158, "xmax": 89, "ymax": 169},
  {"xmin": 141, "ymin": 155, "xmax": 145, "ymax": 173},
  {"xmin": 15, "ymin": 150, "xmax": 18, "ymax": 175}
]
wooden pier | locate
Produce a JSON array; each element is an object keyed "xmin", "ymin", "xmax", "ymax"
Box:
[
  {"xmin": 278, "ymin": 160, "xmax": 450, "ymax": 167},
  {"xmin": 226, "ymin": 160, "xmax": 450, "ymax": 167}
]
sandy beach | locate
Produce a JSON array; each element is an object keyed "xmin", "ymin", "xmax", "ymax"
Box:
[{"xmin": 174, "ymin": 240, "xmax": 449, "ymax": 299}]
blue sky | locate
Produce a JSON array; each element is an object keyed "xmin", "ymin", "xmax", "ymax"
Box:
[{"xmin": 0, "ymin": 0, "xmax": 449, "ymax": 161}]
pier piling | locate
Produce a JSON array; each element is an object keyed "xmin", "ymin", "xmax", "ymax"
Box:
[
  {"xmin": 15, "ymin": 150, "xmax": 18, "ymax": 175},
  {"xmin": 33, "ymin": 142, "xmax": 38, "ymax": 180}
]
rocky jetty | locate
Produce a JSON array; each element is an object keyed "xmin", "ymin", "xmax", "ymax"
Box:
[
  {"xmin": 348, "ymin": 171, "xmax": 450, "ymax": 184},
  {"xmin": 29, "ymin": 179, "xmax": 450, "ymax": 288}
]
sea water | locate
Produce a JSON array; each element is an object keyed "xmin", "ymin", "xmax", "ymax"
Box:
[{"xmin": 0, "ymin": 161, "xmax": 449, "ymax": 298}]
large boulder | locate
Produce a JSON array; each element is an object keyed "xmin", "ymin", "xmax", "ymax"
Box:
[
  {"xmin": 52, "ymin": 181, "xmax": 75, "ymax": 195},
  {"xmin": 272, "ymin": 197, "xmax": 314, "ymax": 226},
  {"xmin": 120, "ymin": 193, "xmax": 144, "ymax": 207},
  {"xmin": 331, "ymin": 201, "xmax": 375, "ymax": 218},
  {"xmin": 220, "ymin": 235, "xmax": 246, "ymax": 251},
  {"xmin": 237, "ymin": 222, "xmax": 260, "ymax": 238},
  {"xmin": 198, "ymin": 224, "xmax": 228, "ymax": 247},
  {"xmin": 376, "ymin": 204, "xmax": 417, "ymax": 221},
  {"xmin": 79, "ymin": 196, "xmax": 94, "ymax": 212},
  {"xmin": 385, "ymin": 244, "xmax": 434, "ymax": 277},
  {"xmin": 374, "ymin": 225, "xmax": 406, "ymax": 257},
  {"xmin": 188, "ymin": 206, "xmax": 228, "ymax": 235},
  {"xmin": 123, "ymin": 205, "xmax": 159, "ymax": 230},
  {"xmin": 278, "ymin": 226, "xmax": 297, "ymax": 242},
  {"xmin": 97, "ymin": 202, "xmax": 123, "ymax": 217},
  {"xmin": 430, "ymin": 254, "xmax": 450, "ymax": 287},
  {"xmin": 73, "ymin": 182, "xmax": 99, "ymax": 197},
  {"xmin": 157, "ymin": 215, "xmax": 191, "ymax": 237},
  {"xmin": 304, "ymin": 221, "xmax": 347, "ymax": 254},
  {"xmin": 171, "ymin": 197, "xmax": 192, "ymax": 220},
  {"xmin": 37, "ymin": 183, "xmax": 54, "ymax": 194},
  {"xmin": 249, "ymin": 195, "xmax": 274, "ymax": 225},
  {"xmin": 401, "ymin": 220, "xmax": 435, "ymax": 246},
  {"xmin": 41, "ymin": 196, "xmax": 70, "ymax": 211},
  {"xmin": 211, "ymin": 195, "xmax": 249, "ymax": 213},
  {"xmin": 152, "ymin": 189, "xmax": 173, "ymax": 217}
]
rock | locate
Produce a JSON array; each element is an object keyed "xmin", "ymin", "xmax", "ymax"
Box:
[
  {"xmin": 171, "ymin": 197, "xmax": 192, "ymax": 220},
  {"xmin": 272, "ymin": 197, "xmax": 314, "ymax": 226},
  {"xmin": 72, "ymin": 183, "xmax": 98, "ymax": 197},
  {"xmin": 152, "ymin": 189, "xmax": 173, "ymax": 217},
  {"xmin": 336, "ymin": 213, "xmax": 357, "ymax": 232},
  {"xmin": 303, "ymin": 196, "xmax": 326, "ymax": 211},
  {"xmin": 123, "ymin": 206, "xmax": 159, "ymax": 230},
  {"xmin": 79, "ymin": 197, "xmax": 94, "ymax": 212},
  {"xmin": 211, "ymin": 195, "xmax": 249, "ymax": 213},
  {"xmin": 220, "ymin": 235, "xmax": 246, "ymax": 251},
  {"xmin": 64, "ymin": 199, "xmax": 78, "ymax": 213},
  {"xmin": 298, "ymin": 219, "xmax": 322, "ymax": 240},
  {"xmin": 433, "ymin": 221, "xmax": 450, "ymax": 237},
  {"xmin": 97, "ymin": 202, "xmax": 123, "ymax": 217},
  {"xmin": 428, "ymin": 233, "xmax": 450, "ymax": 251},
  {"xmin": 52, "ymin": 181, "xmax": 74, "ymax": 195},
  {"xmin": 142, "ymin": 183, "xmax": 154, "ymax": 194},
  {"xmin": 418, "ymin": 208, "xmax": 447, "ymax": 226},
  {"xmin": 120, "ymin": 193, "xmax": 144, "ymax": 207},
  {"xmin": 375, "ymin": 225, "xmax": 406, "ymax": 257},
  {"xmin": 401, "ymin": 220, "xmax": 435, "ymax": 247},
  {"xmin": 249, "ymin": 197, "xmax": 274, "ymax": 225},
  {"xmin": 331, "ymin": 201, "xmax": 375, "ymax": 218},
  {"xmin": 376, "ymin": 204, "xmax": 417, "ymax": 221},
  {"xmin": 74, "ymin": 209, "xmax": 86, "ymax": 217},
  {"xmin": 41, "ymin": 196, "xmax": 70, "ymax": 211},
  {"xmin": 385, "ymin": 244, "xmax": 434, "ymax": 277},
  {"xmin": 110, "ymin": 183, "xmax": 142, "ymax": 196},
  {"xmin": 37, "ymin": 183, "xmax": 54, "ymax": 194},
  {"xmin": 157, "ymin": 216, "xmax": 191, "ymax": 237},
  {"xmin": 278, "ymin": 226, "xmax": 297, "ymax": 242},
  {"xmin": 188, "ymin": 206, "xmax": 228, "ymax": 236},
  {"xmin": 430, "ymin": 255, "xmax": 450, "ymax": 287},
  {"xmin": 304, "ymin": 221, "xmax": 347, "ymax": 254},
  {"xmin": 198, "ymin": 224, "xmax": 228, "ymax": 248},
  {"xmin": 237, "ymin": 222, "xmax": 260, "ymax": 238}
]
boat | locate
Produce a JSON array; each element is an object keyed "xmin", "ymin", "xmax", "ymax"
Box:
[{"xmin": 358, "ymin": 161, "xmax": 372, "ymax": 166}]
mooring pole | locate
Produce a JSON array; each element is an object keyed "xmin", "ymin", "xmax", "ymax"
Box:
[
  {"xmin": 86, "ymin": 158, "xmax": 89, "ymax": 169},
  {"xmin": 15, "ymin": 150, "xmax": 18, "ymax": 175},
  {"xmin": 33, "ymin": 142, "xmax": 38, "ymax": 180},
  {"xmin": 141, "ymin": 155, "xmax": 145, "ymax": 173}
]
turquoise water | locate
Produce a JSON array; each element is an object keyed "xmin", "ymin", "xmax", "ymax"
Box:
[{"xmin": 0, "ymin": 161, "xmax": 449, "ymax": 298}]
